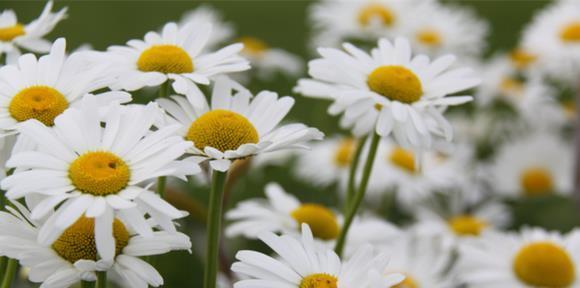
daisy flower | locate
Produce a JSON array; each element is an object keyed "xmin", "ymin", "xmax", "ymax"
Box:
[
  {"xmin": 180, "ymin": 5, "xmax": 234, "ymax": 50},
  {"xmin": 295, "ymin": 37, "xmax": 480, "ymax": 151},
  {"xmin": 231, "ymin": 224, "xmax": 405, "ymax": 288},
  {"xmin": 105, "ymin": 21, "xmax": 250, "ymax": 94},
  {"xmin": 522, "ymin": 0, "xmax": 580, "ymax": 84},
  {"xmin": 458, "ymin": 228, "xmax": 580, "ymax": 287},
  {"xmin": 156, "ymin": 76, "xmax": 323, "ymax": 172},
  {"xmin": 0, "ymin": 200, "xmax": 191, "ymax": 288},
  {"xmin": 0, "ymin": 1, "xmax": 67, "ymax": 63},
  {"xmin": 1, "ymin": 95, "xmax": 199, "ymax": 259},
  {"xmin": 488, "ymin": 132, "xmax": 573, "ymax": 198},
  {"xmin": 0, "ymin": 38, "xmax": 129, "ymax": 137},
  {"xmin": 237, "ymin": 36, "xmax": 303, "ymax": 80},
  {"xmin": 402, "ymin": 1, "xmax": 488, "ymax": 60}
]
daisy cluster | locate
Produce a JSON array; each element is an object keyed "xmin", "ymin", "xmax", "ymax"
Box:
[{"xmin": 0, "ymin": 1, "xmax": 579, "ymax": 288}]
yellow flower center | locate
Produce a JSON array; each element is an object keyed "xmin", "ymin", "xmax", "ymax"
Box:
[
  {"xmin": 509, "ymin": 49, "xmax": 537, "ymax": 69},
  {"xmin": 334, "ymin": 138, "xmax": 355, "ymax": 168},
  {"xmin": 368, "ymin": 66, "xmax": 423, "ymax": 104},
  {"xmin": 8, "ymin": 86, "xmax": 69, "ymax": 126},
  {"xmin": 299, "ymin": 273, "xmax": 338, "ymax": 288},
  {"xmin": 239, "ymin": 36, "xmax": 269, "ymax": 56},
  {"xmin": 563, "ymin": 99, "xmax": 576, "ymax": 119},
  {"xmin": 69, "ymin": 151, "xmax": 131, "ymax": 196},
  {"xmin": 186, "ymin": 109, "xmax": 259, "ymax": 152},
  {"xmin": 0, "ymin": 24, "xmax": 25, "ymax": 41},
  {"xmin": 388, "ymin": 147, "xmax": 416, "ymax": 173},
  {"xmin": 499, "ymin": 77, "xmax": 524, "ymax": 96},
  {"xmin": 520, "ymin": 167, "xmax": 554, "ymax": 197},
  {"xmin": 448, "ymin": 215, "xmax": 488, "ymax": 236},
  {"xmin": 416, "ymin": 28, "xmax": 442, "ymax": 47},
  {"xmin": 560, "ymin": 21, "xmax": 580, "ymax": 43},
  {"xmin": 357, "ymin": 4, "xmax": 395, "ymax": 27},
  {"xmin": 513, "ymin": 241, "xmax": 576, "ymax": 287},
  {"xmin": 52, "ymin": 216, "xmax": 130, "ymax": 264},
  {"xmin": 393, "ymin": 274, "xmax": 419, "ymax": 288},
  {"xmin": 291, "ymin": 204, "xmax": 340, "ymax": 241},
  {"xmin": 137, "ymin": 45, "xmax": 194, "ymax": 74}
]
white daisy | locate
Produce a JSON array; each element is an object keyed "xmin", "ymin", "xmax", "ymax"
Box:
[
  {"xmin": 522, "ymin": 0, "xmax": 580, "ymax": 84},
  {"xmin": 105, "ymin": 21, "xmax": 250, "ymax": 94},
  {"xmin": 231, "ymin": 224, "xmax": 405, "ymax": 288},
  {"xmin": 237, "ymin": 36, "xmax": 303, "ymax": 80},
  {"xmin": 0, "ymin": 38, "xmax": 129, "ymax": 137},
  {"xmin": 180, "ymin": 5, "xmax": 234, "ymax": 50},
  {"xmin": 488, "ymin": 132, "xmax": 573, "ymax": 198},
  {"xmin": 402, "ymin": 1, "xmax": 488, "ymax": 60},
  {"xmin": 0, "ymin": 200, "xmax": 191, "ymax": 288},
  {"xmin": 0, "ymin": 1, "xmax": 67, "ymax": 64},
  {"xmin": 156, "ymin": 76, "xmax": 323, "ymax": 172},
  {"xmin": 458, "ymin": 228, "xmax": 580, "ymax": 287},
  {"xmin": 1, "ymin": 95, "xmax": 199, "ymax": 260},
  {"xmin": 295, "ymin": 37, "xmax": 480, "ymax": 151}
]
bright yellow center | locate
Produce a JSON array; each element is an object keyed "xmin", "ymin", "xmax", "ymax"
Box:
[
  {"xmin": 186, "ymin": 109, "xmax": 259, "ymax": 152},
  {"xmin": 240, "ymin": 36, "xmax": 269, "ymax": 56},
  {"xmin": 0, "ymin": 24, "xmax": 25, "ymax": 41},
  {"xmin": 291, "ymin": 204, "xmax": 340, "ymax": 241},
  {"xmin": 389, "ymin": 147, "xmax": 416, "ymax": 173},
  {"xmin": 560, "ymin": 21, "xmax": 580, "ymax": 43},
  {"xmin": 499, "ymin": 77, "xmax": 524, "ymax": 96},
  {"xmin": 334, "ymin": 138, "xmax": 355, "ymax": 168},
  {"xmin": 448, "ymin": 215, "xmax": 488, "ymax": 236},
  {"xmin": 52, "ymin": 216, "xmax": 130, "ymax": 264},
  {"xmin": 299, "ymin": 273, "xmax": 338, "ymax": 288},
  {"xmin": 8, "ymin": 86, "xmax": 69, "ymax": 126},
  {"xmin": 416, "ymin": 29, "xmax": 442, "ymax": 47},
  {"xmin": 357, "ymin": 4, "xmax": 395, "ymax": 27},
  {"xmin": 563, "ymin": 99, "xmax": 576, "ymax": 119},
  {"xmin": 368, "ymin": 66, "xmax": 423, "ymax": 104},
  {"xmin": 393, "ymin": 274, "xmax": 419, "ymax": 288},
  {"xmin": 509, "ymin": 49, "xmax": 537, "ymax": 69},
  {"xmin": 513, "ymin": 241, "xmax": 576, "ymax": 287},
  {"xmin": 69, "ymin": 151, "xmax": 131, "ymax": 196},
  {"xmin": 520, "ymin": 167, "xmax": 554, "ymax": 197},
  {"xmin": 137, "ymin": 45, "xmax": 194, "ymax": 74}
]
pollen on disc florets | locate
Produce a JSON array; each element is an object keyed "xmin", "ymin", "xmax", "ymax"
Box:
[
  {"xmin": 416, "ymin": 28, "xmax": 442, "ymax": 47},
  {"xmin": 334, "ymin": 138, "xmax": 355, "ymax": 168},
  {"xmin": 52, "ymin": 216, "xmax": 130, "ymax": 264},
  {"xmin": 299, "ymin": 273, "xmax": 338, "ymax": 288},
  {"xmin": 0, "ymin": 24, "xmax": 25, "ymax": 41},
  {"xmin": 560, "ymin": 21, "xmax": 580, "ymax": 43},
  {"xmin": 520, "ymin": 167, "xmax": 553, "ymax": 197},
  {"xmin": 448, "ymin": 215, "xmax": 488, "ymax": 236},
  {"xmin": 291, "ymin": 204, "xmax": 340, "ymax": 241},
  {"xmin": 357, "ymin": 4, "xmax": 395, "ymax": 27},
  {"xmin": 513, "ymin": 241, "xmax": 576, "ymax": 287},
  {"xmin": 186, "ymin": 109, "xmax": 259, "ymax": 153},
  {"xmin": 137, "ymin": 45, "xmax": 194, "ymax": 74},
  {"xmin": 367, "ymin": 66, "xmax": 423, "ymax": 104},
  {"xmin": 8, "ymin": 86, "xmax": 69, "ymax": 126},
  {"xmin": 388, "ymin": 147, "xmax": 416, "ymax": 174},
  {"xmin": 69, "ymin": 151, "xmax": 131, "ymax": 196}
]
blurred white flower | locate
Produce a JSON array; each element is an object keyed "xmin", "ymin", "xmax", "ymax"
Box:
[
  {"xmin": 237, "ymin": 36, "xmax": 303, "ymax": 80},
  {"xmin": 180, "ymin": 5, "xmax": 234, "ymax": 50}
]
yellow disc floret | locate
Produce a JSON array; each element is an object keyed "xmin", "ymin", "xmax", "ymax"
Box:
[
  {"xmin": 240, "ymin": 36, "xmax": 269, "ymax": 56},
  {"xmin": 416, "ymin": 29, "xmax": 442, "ymax": 47},
  {"xmin": 520, "ymin": 167, "xmax": 554, "ymax": 197},
  {"xmin": 513, "ymin": 241, "xmax": 576, "ymax": 287},
  {"xmin": 8, "ymin": 86, "xmax": 69, "ymax": 126},
  {"xmin": 509, "ymin": 49, "xmax": 537, "ymax": 69},
  {"xmin": 358, "ymin": 4, "xmax": 395, "ymax": 27},
  {"xmin": 69, "ymin": 151, "xmax": 131, "ymax": 196},
  {"xmin": 560, "ymin": 21, "xmax": 580, "ymax": 43},
  {"xmin": 393, "ymin": 274, "xmax": 419, "ymax": 288},
  {"xmin": 448, "ymin": 215, "xmax": 488, "ymax": 236},
  {"xmin": 368, "ymin": 66, "xmax": 423, "ymax": 104},
  {"xmin": 186, "ymin": 110, "xmax": 259, "ymax": 152},
  {"xmin": 0, "ymin": 24, "xmax": 25, "ymax": 41},
  {"xmin": 389, "ymin": 147, "xmax": 416, "ymax": 173},
  {"xmin": 52, "ymin": 216, "xmax": 130, "ymax": 263},
  {"xmin": 299, "ymin": 273, "xmax": 338, "ymax": 288},
  {"xmin": 291, "ymin": 204, "xmax": 340, "ymax": 241},
  {"xmin": 137, "ymin": 45, "xmax": 194, "ymax": 74},
  {"xmin": 334, "ymin": 138, "xmax": 355, "ymax": 168}
]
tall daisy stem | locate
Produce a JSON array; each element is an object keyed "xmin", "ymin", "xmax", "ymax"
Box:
[
  {"xmin": 334, "ymin": 132, "xmax": 381, "ymax": 257},
  {"xmin": 0, "ymin": 259, "xmax": 17, "ymax": 288},
  {"xmin": 204, "ymin": 171, "xmax": 227, "ymax": 288},
  {"xmin": 81, "ymin": 280, "xmax": 96, "ymax": 288},
  {"xmin": 344, "ymin": 135, "xmax": 368, "ymax": 213},
  {"xmin": 96, "ymin": 271, "xmax": 107, "ymax": 288},
  {"xmin": 155, "ymin": 81, "xmax": 170, "ymax": 201}
]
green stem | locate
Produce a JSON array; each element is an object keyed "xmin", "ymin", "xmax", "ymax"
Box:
[
  {"xmin": 344, "ymin": 135, "xmax": 368, "ymax": 213},
  {"xmin": 334, "ymin": 132, "xmax": 381, "ymax": 257},
  {"xmin": 81, "ymin": 280, "xmax": 96, "ymax": 288},
  {"xmin": 0, "ymin": 259, "xmax": 17, "ymax": 288},
  {"xmin": 157, "ymin": 176, "xmax": 167, "ymax": 198},
  {"xmin": 0, "ymin": 257, "xmax": 6, "ymax": 281},
  {"xmin": 96, "ymin": 271, "xmax": 107, "ymax": 288},
  {"xmin": 203, "ymin": 171, "xmax": 227, "ymax": 288},
  {"xmin": 159, "ymin": 81, "xmax": 171, "ymax": 99}
]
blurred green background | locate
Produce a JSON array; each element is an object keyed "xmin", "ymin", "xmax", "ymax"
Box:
[{"xmin": 4, "ymin": 1, "xmax": 576, "ymax": 287}]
